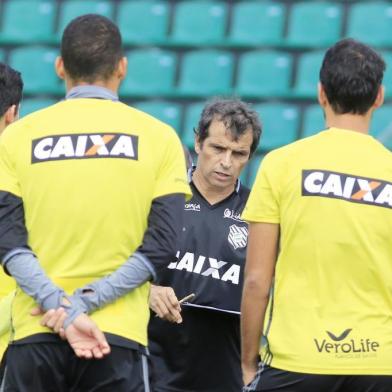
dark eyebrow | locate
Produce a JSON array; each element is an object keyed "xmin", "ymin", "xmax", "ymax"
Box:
[{"xmin": 210, "ymin": 142, "xmax": 226, "ymax": 148}]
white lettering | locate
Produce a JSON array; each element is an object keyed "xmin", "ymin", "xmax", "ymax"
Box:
[
  {"xmin": 34, "ymin": 137, "xmax": 53, "ymax": 160},
  {"xmin": 167, "ymin": 251, "xmax": 180, "ymax": 269},
  {"xmin": 50, "ymin": 136, "xmax": 74, "ymax": 158},
  {"xmin": 375, "ymin": 184, "xmax": 392, "ymax": 206},
  {"xmin": 221, "ymin": 265, "xmax": 240, "ymax": 285},
  {"xmin": 75, "ymin": 135, "xmax": 88, "ymax": 156},
  {"xmin": 110, "ymin": 135, "xmax": 135, "ymax": 157},
  {"xmin": 167, "ymin": 251, "xmax": 241, "ymax": 285},
  {"xmin": 176, "ymin": 252, "xmax": 194, "ymax": 272},
  {"xmin": 202, "ymin": 258, "xmax": 227, "ymax": 279},
  {"xmin": 89, "ymin": 135, "xmax": 109, "ymax": 155},
  {"xmin": 304, "ymin": 171, "xmax": 324, "ymax": 193},
  {"xmin": 320, "ymin": 174, "xmax": 343, "ymax": 196},
  {"xmin": 342, "ymin": 177, "xmax": 356, "ymax": 198},
  {"xmin": 193, "ymin": 255, "xmax": 206, "ymax": 274},
  {"xmin": 357, "ymin": 179, "xmax": 375, "ymax": 202}
]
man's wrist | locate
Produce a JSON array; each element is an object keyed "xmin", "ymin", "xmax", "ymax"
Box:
[
  {"xmin": 72, "ymin": 284, "xmax": 101, "ymax": 314},
  {"xmin": 241, "ymin": 356, "xmax": 259, "ymax": 370},
  {"xmin": 61, "ymin": 294, "xmax": 88, "ymax": 328}
]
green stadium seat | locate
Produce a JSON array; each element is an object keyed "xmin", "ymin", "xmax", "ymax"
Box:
[
  {"xmin": 182, "ymin": 102, "xmax": 204, "ymax": 148},
  {"xmin": 292, "ymin": 50, "xmax": 325, "ymax": 98},
  {"xmin": 9, "ymin": 47, "xmax": 62, "ymax": 95},
  {"xmin": 118, "ymin": 0, "xmax": 169, "ymax": 45},
  {"xmin": 56, "ymin": 1, "xmax": 114, "ymax": 39},
  {"xmin": 347, "ymin": 2, "xmax": 392, "ymax": 47},
  {"xmin": 176, "ymin": 50, "xmax": 233, "ymax": 97},
  {"xmin": 170, "ymin": 1, "xmax": 227, "ymax": 46},
  {"xmin": 20, "ymin": 98, "xmax": 57, "ymax": 117},
  {"xmin": 371, "ymin": 105, "xmax": 392, "ymax": 149},
  {"xmin": 228, "ymin": 1, "xmax": 285, "ymax": 46},
  {"xmin": 301, "ymin": 104, "xmax": 325, "ymax": 138},
  {"xmin": 236, "ymin": 51, "xmax": 292, "ymax": 98},
  {"xmin": 286, "ymin": 2, "xmax": 343, "ymax": 47},
  {"xmin": 0, "ymin": 0, "xmax": 55, "ymax": 44},
  {"xmin": 121, "ymin": 49, "xmax": 177, "ymax": 97},
  {"xmin": 134, "ymin": 101, "xmax": 182, "ymax": 133},
  {"xmin": 254, "ymin": 103, "xmax": 299, "ymax": 151},
  {"xmin": 247, "ymin": 154, "xmax": 264, "ymax": 187}
]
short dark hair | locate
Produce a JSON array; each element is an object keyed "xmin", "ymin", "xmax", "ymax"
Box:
[
  {"xmin": 195, "ymin": 98, "xmax": 262, "ymax": 156},
  {"xmin": 61, "ymin": 14, "xmax": 123, "ymax": 83},
  {"xmin": 0, "ymin": 63, "xmax": 23, "ymax": 118},
  {"xmin": 320, "ymin": 38, "xmax": 385, "ymax": 115}
]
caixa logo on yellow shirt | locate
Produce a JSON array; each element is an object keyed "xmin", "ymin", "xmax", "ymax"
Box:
[
  {"xmin": 31, "ymin": 133, "xmax": 138, "ymax": 163},
  {"xmin": 302, "ymin": 169, "xmax": 392, "ymax": 209},
  {"xmin": 314, "ymin": 328, "xmax": 380, "ymax": 358}
]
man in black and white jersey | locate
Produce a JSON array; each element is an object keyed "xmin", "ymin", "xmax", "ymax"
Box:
[{"xmin": 148, "ymin": 99, "xmax": 262, "ymax": 392}]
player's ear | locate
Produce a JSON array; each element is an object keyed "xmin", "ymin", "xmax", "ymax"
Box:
[
  {"xmin": 317, "ymin": 83, "xmax": 328, "ymax": 108},
  {"xmin": 55, "ymin": 56, "xmax": 65, "ymax": 80},
  {"xmin": 116, "ymin": 57, "xmax": 127, "ymax": 81},
  {"xmin": 373, "ymin": 85, "xmax": 385, "ymax": 109},
  {"xmin": 4, "ymin": 104, "xmax": 18, "ymax": 126},
  {"xmin": 194, "ymin": 135, "xmax": 201, "ymax": 154}
]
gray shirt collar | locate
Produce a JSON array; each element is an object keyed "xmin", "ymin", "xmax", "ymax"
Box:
[{"xmin": 65, "ymin": 85, "xmax": 119, "ymax": 101}]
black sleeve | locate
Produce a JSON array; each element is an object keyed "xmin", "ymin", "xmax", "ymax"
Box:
[
  {"xmin": 0, "ymin": 191, "xmax": 29, "ymax": 264},
  {"xmin": 137, "ymin": 193, "xmax": 184, "ymax": 274}
]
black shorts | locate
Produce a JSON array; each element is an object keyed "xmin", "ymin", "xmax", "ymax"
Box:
[
  {"xmin": 0, "ymin": 347, "xmax": 7, "ymax": 386},
  {"xmin": 244, "ymin": 364, "xmax": 392, "ymax": 392},
  {"xmin": 0, "ymin": 340, "xmax": 151, "ymax": 392}
]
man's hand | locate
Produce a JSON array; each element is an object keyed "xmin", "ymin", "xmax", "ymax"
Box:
[
  {"xmin": 31, "ymin": 308, "xmax": 111, "ymax": 359},
  {"xmin": 64, "ymin": 313, "xmax": 111, "ymax": 359},
  {"xmin": 242, "ymin": 362, "xmax": 258, "ymax": 387},
  {"xmin": 31, "ymin": 307, "xmax": 67, "ymax": 334},
  {"xmin": 149, "ymin": 285, "xmax": 182, "ymax": 323}
]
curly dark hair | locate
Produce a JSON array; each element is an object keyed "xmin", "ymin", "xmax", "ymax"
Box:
[{"xmin": 195, "ymin": 98, "xmax": 262, "ymax": 156}]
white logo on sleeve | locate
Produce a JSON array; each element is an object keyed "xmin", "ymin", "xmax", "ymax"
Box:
[{"xmin": 228, "ymin": 224, "xmax": 248, "ymax": 250}]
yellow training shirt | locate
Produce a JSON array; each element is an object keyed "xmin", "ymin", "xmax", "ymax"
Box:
[
  {"xmin": 0, "ymin": 271, "xmax": 15, "ymax": 301},
  {"xmin": 242, "ymin": 128, "xmax": 392, "ymax": 375},
  {"xmin": 0, "ymin": 98, "xmax": 191, "ymax": 346}
]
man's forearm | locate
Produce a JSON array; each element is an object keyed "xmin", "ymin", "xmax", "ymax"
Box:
[
  {"xmin": 240, "ymin": 222, "xmax": 279, "ymax": 377},
  {"xmin": 241, "ymin": 280, "xmax": 269, "ymax": 368},
  {"xmin": 4, "ymin": 248, "xmax": 65, "ymax": 310},
  {"xmin": 3, "ymin": 248, "xmax": 84, "ymax": 327},
  {"xmin": 73, "ymin": 252, "xmax": 154, "ymax": 313}
]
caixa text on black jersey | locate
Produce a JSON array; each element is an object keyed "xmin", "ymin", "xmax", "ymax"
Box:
[
  {"xmin": 31, "ymin": 133, "xmax": 138, "ymax": 163},
  {"xmin": 167, "ymin": 251, "xmax": 241, "ymax": 285}
]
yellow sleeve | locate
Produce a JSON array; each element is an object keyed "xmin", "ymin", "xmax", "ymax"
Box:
[
  {"xmin": 0, "ymin": 131, "xmax": 22, "ymax": 197},
  {"xmin": 241, "ymin": 152, "xmax": 281, "ymax": 223},
  {"xmin": 153, "ymin": 128, "xmax": 192, "ymax": 200}
]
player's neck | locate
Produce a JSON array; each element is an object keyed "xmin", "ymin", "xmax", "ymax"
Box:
[
  {"xmin": 65, "ymin": 78, "xmax": 120, "ymax": 95},
  {"xmin": 325, "ymin": 110, "xmax": 371, "ymax": 135},
  {"xmin": 192, "ymin": 169, "xmax": 235, "ymax": 205},
  {"xmin": 0, "ymin": 117, "xmax": 6, "ymax": 134}
]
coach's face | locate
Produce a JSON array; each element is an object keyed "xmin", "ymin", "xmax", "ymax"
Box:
[{"xmin": 194, "ymin": 119, "xmax": 252, "ymax": 193}]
